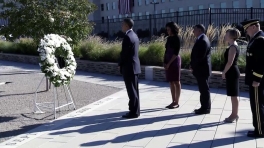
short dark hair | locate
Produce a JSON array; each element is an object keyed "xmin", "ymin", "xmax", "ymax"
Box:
[
  {"xmin": 165, "ymin": 21, "xmax": 180, "ymax": 35},
  {"xmin": 194, "ymin": 24, "xmax": 206, "ymax": 33},
  {"xmin": 123, "ymin": 18, "xmax": 134, "ymax": 29}
]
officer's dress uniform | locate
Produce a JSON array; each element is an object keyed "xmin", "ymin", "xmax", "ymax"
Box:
[{"xmin": 241, "ymin": 19, "xmax": 264, "ymax": 137}]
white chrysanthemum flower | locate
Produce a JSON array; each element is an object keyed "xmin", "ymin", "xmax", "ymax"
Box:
[
  {"xmin": 44, "ymin": 47, "xmax": 53, "ymax": 54},
  {"xmin": 46, "ymin": 57, "xmax": 55, "ymax": 64},
  {"xmin": 38, "ymin": 34, "xmax": 75, "ymax": 87},
  {"xmin": 40, "ymin": 56, "xmax": 47, "ymax": 61}
]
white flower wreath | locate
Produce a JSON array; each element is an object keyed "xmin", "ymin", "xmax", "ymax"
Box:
[{"xmin": 38, "ymin": 34, "xmax": 77, "ymax": 87}]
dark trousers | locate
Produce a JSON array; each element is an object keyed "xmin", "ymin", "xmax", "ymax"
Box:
[
  {"xmin": 195, "ymin": 76, "xmax": 211, "ymax": 110},
  {"xmin": 249, "ymin": 85, "xmax": 264, "ymax": 135},
  {"xmin": 123, "ymin": 73, "xmax": 140, "ymax": 116}
]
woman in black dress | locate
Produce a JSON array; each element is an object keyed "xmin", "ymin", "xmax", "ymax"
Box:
[
  {"xmin": 164, "ymin": 22, "xmax": 181, "ymax": 109},
  {"xmin": 222, "ymin": 28, "xmax": 241, "ymax": 123}
]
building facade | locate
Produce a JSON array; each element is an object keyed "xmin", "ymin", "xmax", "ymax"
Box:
[
  {"xmin": 89, "ymin": 0, "xmax": 264, "ymax": 37},
  {"xmin": 89, "ymin": 0, "xmax": 264, "ymax": 22}
]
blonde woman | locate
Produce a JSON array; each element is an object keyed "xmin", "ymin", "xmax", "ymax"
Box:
[{"xmin": 222, "ymin": 28, "xmax": 241, "ymax": 123}]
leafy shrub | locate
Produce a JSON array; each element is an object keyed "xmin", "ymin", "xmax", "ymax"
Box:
[
  {"xmin": 0, "ymin": 24, "xmax": 247, "ymax": 72},
  {"xmin": 17, "ymin": 38, "xmax": 38, "ymax": 55},
  {"xmin": 138, "ymin": 44, "xmax": 149, "ymax": 65},
  {"xmin": 180, "ymin": 49, "xmax": 191, "ymax": 69},
  {"xmin": 79, "ymin": 36, "xmax": 105, "ymax": 61},
  {"xmin": 101, "ymin": 42, "xmax": 121, "ymax": 62},
  {"xmin": 143, "ymin": 41, "xmax": 165, "ymax": 66},
  {"xmin": 0, "ymin": 38, "xmax": 38, "ymax": 55},
  {"xmin": 211, "ymin": 50, "xmax": 225, "ymax": 71},
  {"xmin": 0, "ymin": 40, "xmax": 18, "ymax": 53}
]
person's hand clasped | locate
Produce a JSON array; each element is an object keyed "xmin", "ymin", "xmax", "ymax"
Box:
[
  {"xmin": 165, "ymin": 64, "xmax": 170, "ymax": 70},
  {"xmin": 252, "ymin": 81, "xmax": 260, "ymax": 87},
  {"xmin": 189, "ymin": 66, "xmax": 193, "ymax": 72},
  {"xmin": 222, "ymin": 72, "xmax": 226, "ymax": 79}
]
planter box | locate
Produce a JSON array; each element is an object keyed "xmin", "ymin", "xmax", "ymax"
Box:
[{"xmin": 0, "ymin": 53, "xmax": 248, "ymax": 91}]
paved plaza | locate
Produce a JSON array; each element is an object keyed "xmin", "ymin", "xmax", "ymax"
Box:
[{"xmin": 0, "ymin": 61, "xmax": 263, "ymax": 148}]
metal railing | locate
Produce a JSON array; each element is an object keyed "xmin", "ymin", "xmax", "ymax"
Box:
[{"xmin": 92, "ymin": 7, "xmax": 264, "ymax": 38}]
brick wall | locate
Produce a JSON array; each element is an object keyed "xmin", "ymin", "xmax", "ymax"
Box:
[{"xmin": 0, "ymin": 53, "xmax": 248, "ymax": 91}]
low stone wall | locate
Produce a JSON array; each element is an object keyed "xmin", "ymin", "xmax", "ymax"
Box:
[
  {"xmin": 152, "ymin": 67, "xmax": 248, "ymax": 91},
  {"xmin": 0, "ymin": 53, "xmax": 248, "ymax": 91}
]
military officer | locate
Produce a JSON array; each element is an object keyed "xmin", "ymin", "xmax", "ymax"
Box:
[{"xmin": 241, "ymin": 19, "xmax": 264, "ymax": 138}]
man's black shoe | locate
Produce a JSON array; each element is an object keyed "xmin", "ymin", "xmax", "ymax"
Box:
[
  {"xmin": 122, "ymin": 113, "xmax": 139, "ymax": 119},
  {"xmin": 247, "ymin": 131, "xmax": 264, "ymax": 138},
  {"xmin": 194, "ymin": 108, "xmax": 210, "ymax": 115}
]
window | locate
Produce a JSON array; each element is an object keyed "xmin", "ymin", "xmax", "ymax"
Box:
[
  {"xmin": 106, "ymin": 3, "xmax": 110, "ymax": 10},
  {"xmin": 246, "ymin": 0, "xmax": 252, "ymax": 8},
  {"xmin": 145, "ymin": 0, "xmax": 149, "ymax": 5},
  {"xmin": 170, "ymin": 9, "xmax": 174, "ymax": 16},
  {"xmin": 221, "ymin": 2, "xmax": 226, "ymax": 8},
  {"xmin": 189, "ymin": 6, "xmax": 193, "ymax": 15},
  {"xmin": 161, "ymin": 10, "xmax": 166, "ymax": 17},
  {"xmin": 139, "ymin": 12, "xmax": 142, "ymax": 19},
  {"xmin": 107, "ymin": 16, "xmax": 111, "ymax": 19},
  {"xmin": 119, "ymin": 15, "xmax": 122, "ymax": 21},
  {"xmin": 101, "ymin": 17, "xmax": 104, "ymax": 23},
  {"xmin": 209, "ymin": 4, "xmax": 215, "ymax": 12},
  {"xmin": 125, "ymin": 14, "xmax": 129, "ymax": 17},
  {"xmin": 179, "ymin": 7, "xmax": 183, "ymax": 16},
  {"xmin": 146, "ymin": 11, "xmax": 149, "ymax": 19},
  {"xmin": 138, "ymin": 0, "xmax": 142, "ymax": 6},
  {"xmin": 261, "ymin": 0, "xmax": 264, "ymax": 8},
  {"xmin": 101, "ymin": 4, "xmax": 104, "ymax": 11},
  {"xmin": 220, "ymin": 2, "xmax": 226, "ymax": 12},
  {"xmin": 198, "ymin": 5, "xmax": 203, "ymax": 14},
  {"xmin": 112, "ymin": 2, "xmax": 116, "ymax": 9},
  {"xmin": 131, "ymin": 13, "xmax": 135, "ymax": 19},
  {"xmin": 113, "ymin": 15, "xmax": 116, "ymax": 22},
  {"xmin": 161, "ymin": 0, "xmax": 165, "ymax": 2},
  {"xmin": 233, "ymin": 1, "xmax": 239, "ymax": 8}
]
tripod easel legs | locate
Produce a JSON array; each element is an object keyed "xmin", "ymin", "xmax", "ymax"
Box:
[
  {"xmin": 46, "ymin": 78, "xmax": 51, "ymax": 91},
  {"xmin": 34, "ymin": 75, "xmax": 76, "ymax": 119}
]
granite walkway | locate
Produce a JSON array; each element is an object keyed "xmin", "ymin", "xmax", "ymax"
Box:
[{"xmin": 0, "ymin": 61, "xmax": 263, "ymax": 148}]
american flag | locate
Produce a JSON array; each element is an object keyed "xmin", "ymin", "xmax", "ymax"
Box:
[{"xmin": 118, "ymin": 0, "xmax": 133, "ymax": 15}]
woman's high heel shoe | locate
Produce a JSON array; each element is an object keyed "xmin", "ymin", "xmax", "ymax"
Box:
[
  {"xmin": 165, "ymin": 102, "xmax": 179, "ymax": 109},
  {"xmin": 224, "ymin": 116, "xmax": 239, "ymax": 123}
]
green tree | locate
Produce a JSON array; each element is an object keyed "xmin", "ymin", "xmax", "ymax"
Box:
[{"xmin": 0, "ymin": 0, "xmax": 97, "ymax": 45}]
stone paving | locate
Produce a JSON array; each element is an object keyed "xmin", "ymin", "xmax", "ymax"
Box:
[
  {"xmin": 0, "ymin": 61, "xmax": 264, "ymax": 148},
  {"xmin": 0, "ymin": 61, "xmax": 121, "ymax": 143}
]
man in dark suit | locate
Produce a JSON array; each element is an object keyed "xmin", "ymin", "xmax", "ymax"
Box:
[
  {"xmin": 118, "ymin": 18, "xmax": 141, "ymax": 119},
  {"xmin": 241, "ymin": 19, "xmax": 264, "ymax": 138},
  {"xmin": 190, "ymin": 24, "xmax": 212, "ymax": 114}
]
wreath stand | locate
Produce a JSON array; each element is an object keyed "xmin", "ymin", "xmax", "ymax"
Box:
[{"xmin": 33, "ymin": 58, "xmax": 76, "ymax": 119}]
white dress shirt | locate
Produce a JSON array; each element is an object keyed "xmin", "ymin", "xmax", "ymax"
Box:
[
  {"xmin": 126, "ymin": 29, "xmax": 132, "ymax": 35},
  {"xmin": 197, "ymin": 33, "xmax": 205, "ymax": 40}
]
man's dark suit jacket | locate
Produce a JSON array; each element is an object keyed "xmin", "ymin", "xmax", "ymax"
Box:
[
  {"xmin": 118, "ymin": 30, "xmax": 141, "ymax": 75},
  {"xmin": 190, "ymin": 34, "xmax": 212, "ymax": 77}
]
